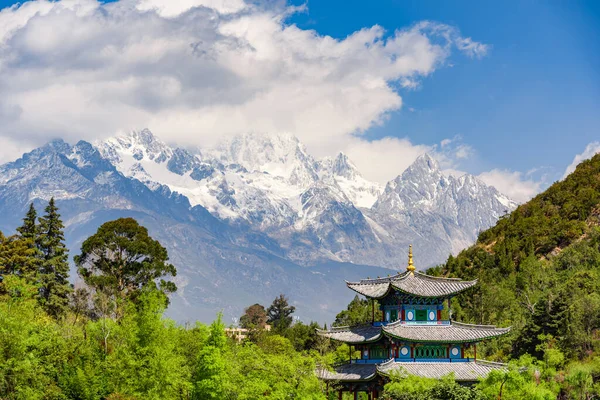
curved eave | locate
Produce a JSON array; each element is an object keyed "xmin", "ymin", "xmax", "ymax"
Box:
[
  {"xmin": 316, "ymin": 325, "xmax": 383, "ymax": 344},
  {"xmin": 345, "ymin": 280, "xmax": 393, "ymax": 300},
  {"xmin": 376, "ymin": 359, "xmax": 507, "ymax": 382},
  {"xmin": 391, "ymin": 272, "xmax": 478, "ymax": 298},
  {"xmin": 317, "ymin": 364, "xmax": 378, "ymax": 382},
  {"xmin": 382, "ymin": 321, "xmax": 511, "ymax": 344}
]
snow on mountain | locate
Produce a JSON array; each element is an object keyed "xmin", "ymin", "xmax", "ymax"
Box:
[
  {"xmin": 93, "ymin": 130, "xmax": 516, "ymax": 268},
  {"xmin": 0, "ymin": 132, "xmax": 520, "ymax": 322},
  {"xmin": 0, "ymin": 138, "xmax": 396, "ymax": 324},
  {"xmin": 317, "ymin": 153, "xmax": 382, "ymax": 208}
]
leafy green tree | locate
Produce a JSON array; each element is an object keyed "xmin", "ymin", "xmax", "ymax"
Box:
[
  {"xmin": 267, "ymin": 293, "xmax": 296, "ymax": 333},
  {"xmin": 75, "ymin": 218, "xmax": 177, "ymax": 305},
  {"xmin": 239, "ymin": 303, "xmax": 267, "ymax": 329},
  {"xmin": 0, "ymin": 233, "xmax": 39, "ymax": 278},
  {"xmin": 37, "ymin": 197, "xmax": 72, "ymax": 318},
  {"xmin": 192, "ymin": 314, "xmax": 229, "ymax": 399},
  {"xmin": 334, "ymin": 295, "xmax": 377, "ymax": 326}
]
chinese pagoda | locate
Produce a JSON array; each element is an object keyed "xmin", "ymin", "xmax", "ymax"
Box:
[{"xmin": 317, "ymin": 245, "xmax": 510, "ymax": 399}]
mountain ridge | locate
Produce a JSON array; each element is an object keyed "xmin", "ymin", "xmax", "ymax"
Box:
[{"xmin": 0, "ymin": 130, "xmax": 517, "ymax": 322}]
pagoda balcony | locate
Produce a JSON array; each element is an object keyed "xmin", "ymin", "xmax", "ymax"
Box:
[
  {"xmin": 372, "ymin": 320, "xmax": 451, "ymax": 327},
  {"xmin": 351, "ymin": 357, "xmax": 475, "ymax": 364}
]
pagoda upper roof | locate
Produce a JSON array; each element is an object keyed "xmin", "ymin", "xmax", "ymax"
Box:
[
  {"xmin": 317, "ymin": 321, "xmax": 510, "ymax": 344},
  {"xmin": 382, "ymin": 321, "xmax": 511, "ymax": 343},
  {"xmin": 346, "ymin": 271, "xmax": 477, "ymax": 299},
  {"xmin": 316, "ymin": 324, "xmax": 383, "ymax": 344}
]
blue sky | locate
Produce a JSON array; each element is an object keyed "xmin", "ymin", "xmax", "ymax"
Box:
[
  {"xmin": 288, "ymin": 0, "xmax": 600, "ymax": 180},
  {"xmin": 0, "ymin": 0, "xmax": 598, "ymax": 200}
]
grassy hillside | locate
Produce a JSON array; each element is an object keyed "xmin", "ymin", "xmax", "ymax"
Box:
[{"xmin": 432, "ymin": 154, "xmax": 600, "ymax": 361}]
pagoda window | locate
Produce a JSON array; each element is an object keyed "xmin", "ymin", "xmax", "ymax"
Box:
[
  {"xmin": 370, "ymin": 347, "xmax": 386, "ymax": 359},
  {"xmin": 415, "ymin": 345, "xmax": 448, "ymax": 359},
  {"xmin": 415, "ymin": 309, "xmax": 427, "ymax": 321}
]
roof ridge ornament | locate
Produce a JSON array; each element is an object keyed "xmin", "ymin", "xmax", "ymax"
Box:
[{"xmin": 407, "ymin": 244, "xmax": 415, "ymax": 273}]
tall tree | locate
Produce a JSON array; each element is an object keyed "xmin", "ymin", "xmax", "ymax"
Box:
[
  {"xmin": 0, "ymin": 234, "xmax": 39, "ymax": 278},
  {"xmin": 37, "ymin": 198, "xmax": 72, "ymax": 317},
  {"xmin": 267, "ymin": 294, "xmax": 296, "ymax": 333},
  {"xmin": 239, "ymin": 303, "xmax": 267, "ymax": 330},
  {"xmin": 14, "ymin": 203, "xmax": 42, "ymax": 279},
  {"xmin": 74, "ymin": 217, "xmax": 177, "ymax": 305},
  {"xmin": 17, "ymin": 203, "xmax": 38, "ymax": 240}
]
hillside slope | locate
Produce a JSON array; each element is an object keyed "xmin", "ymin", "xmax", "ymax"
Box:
[{"xmin": 435, "ymin": 154, "xmax": 600, "ymax": 361}]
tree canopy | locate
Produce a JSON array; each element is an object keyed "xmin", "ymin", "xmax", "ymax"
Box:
[{"xmin": 75, "ymin": 217, "xmax": 177, "ymax": 303}]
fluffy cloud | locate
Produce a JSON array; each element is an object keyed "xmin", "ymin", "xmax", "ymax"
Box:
[
  {"xmin": 478, "ymin": 169, "xmax": 542, "ymax": 203},
  {"xmin": 0, "ymin": 0, "xmax": 487, "ymax": 167},
  {"xmin": 563, "ymin": 141, "xmax": 600, "ymax": 178}
]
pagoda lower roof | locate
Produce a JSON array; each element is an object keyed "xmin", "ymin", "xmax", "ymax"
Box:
[
  {"xmin": 317, "ymin": 363, "xmax": 378, "ymax": 382},
  {"xmin": 318, "ymin": 360, "xmax": 506, "ymax": 382},
  {"xmin": 317, "ymin": 321, "xmax": 510, "ymax": 344},
  {"xmin": 377, "ymin": 359, "xmax": 507, "ymax": 382},
  {"xmin": 346, "ymin": 271, "xmax": 477, "ymax": 299},
  {"xmin": 316, "ymin": 324, "xmax": 383, "ymax": 344}
]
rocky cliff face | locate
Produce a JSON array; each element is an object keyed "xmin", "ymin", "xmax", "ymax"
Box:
[{"xmin": 0, "ymin": 130, "xmax": 516, "ymax": 323}]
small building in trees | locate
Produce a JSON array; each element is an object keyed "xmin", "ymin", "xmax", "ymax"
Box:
[{"xmin": 316, "ymin": 245, "xmax": 510, "ymax": 399}]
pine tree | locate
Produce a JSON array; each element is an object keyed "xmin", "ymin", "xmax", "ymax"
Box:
[
  {"xmin": 14, "ymin": 203, "xmax": 42, "ymax": 279},
  {"xmin": 37, "ymin": 198, "xmax": 72, "ymax": 318},
  {"xmin": 17, "ymin": 203, "xmax": 38, "ymax": 240},
  {"xmin": 0, "ymin": 234, "xmax": 40, "ymax": 278},
  {"xmin": 267, "ymin": 294, "xmax": 296, "ymax": 333}
]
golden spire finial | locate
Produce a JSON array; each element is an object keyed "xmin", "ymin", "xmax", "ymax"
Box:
[{"xmin": 407, "ymin": 244, "xmax": 415, "ymax": 273}]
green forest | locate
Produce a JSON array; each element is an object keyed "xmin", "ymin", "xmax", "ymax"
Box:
[{"xmin": 2, "ymin": 154, "xmax": 600, "ymax": 399}]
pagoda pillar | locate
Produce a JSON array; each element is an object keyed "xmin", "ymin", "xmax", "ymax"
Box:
[
  {"xmin": 338, "ymin": 390, "xmax": 342, "ymax": 400},
  {"xmin": 372, "ymin": 300, "xmax": 375, "ymax": 323},
  {"xmin": 353, "ymin": 390, "xmax": 358, "ymax": 400},
  {"xmin": 474, "ymin": 344, "xmax": 477, "ymax": 361}
]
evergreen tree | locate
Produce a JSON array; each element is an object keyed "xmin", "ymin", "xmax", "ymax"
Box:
[
  {"xmin": 267, "ymin": 294, "xmax": 296, "ymax": 333},
  {"xmin": 37, "ymin": 198, "xmax": 72, "ymax": 318},
  {"xmin": 14, "ymin": 203, "xmax": 41, "ymax": 279},
  {"xmin": 17, "ymin": 203, "xmax": 38, "ymax": 240},
  {"xmin": 0, "ymin": 234, "xmax": 39, "ymax": 278}
]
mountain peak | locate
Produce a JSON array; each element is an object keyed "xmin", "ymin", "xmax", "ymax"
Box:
[
  {"xmin": 411, "ymin": 153, "xmax": 440, "ymax": 172},
  {"xmin": 331, "ymin": 152, "xmax": 361, "ymax": 179}
]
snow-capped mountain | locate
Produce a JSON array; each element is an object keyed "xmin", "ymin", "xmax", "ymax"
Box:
[
  {"xmin": 0, "ymin": 139, "xmax": 394, "ymax": 323},
  {"xmin": 95, "ymin": 130, "xmax": 516, "ymax": 268},
  {"xmin": 0, "ymin": 130, "xmax": 516, "ymax": 322}
]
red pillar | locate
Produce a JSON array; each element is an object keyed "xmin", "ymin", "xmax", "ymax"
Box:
[
  {"xmin": 338, "ymin": 390, "xmax": 342, "ymax": 400},
  {"xmin": 474, "ymin": 344, "xmax": 477, "ymax": 361},
  {"xmin": 401, "ymin": 308, "xmax": 405, "ymax": 321},
  {"xmin": 354, "ymin": 390, "xmax": 358, "ymax": 400},
  {"xmin": 372, "ymin": 300, "xmax": 375, "ymax": 323},
  {"xmin": 437, "ymin": 309, "xmax": 441, "ymax": 320}
]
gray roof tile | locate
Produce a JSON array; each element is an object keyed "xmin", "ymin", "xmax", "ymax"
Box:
[
  {"xmin": 383, "ymin": 321, "xmax": 511, "ymax": 343},
  {"xmin": 317, "ymin": 364, "xmax": 378, "ymax": 381},
  {"xmin": 347, "ymin": 271, "xmax": 477, "ymax": 298},
  {"xmin": 316, "ymin": 325, "xmax": 383, "ymax": 344},
  {"xmin": 377, "ymin": 359, "xmax": 507, "ymax": 381}
]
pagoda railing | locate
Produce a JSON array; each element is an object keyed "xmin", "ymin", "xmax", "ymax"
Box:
[
  {"xmin": 351, "ymin": 357, "xmax": 474, "ymax": 364},
  {"xmin": 373, "ymin": 320, "xmax": 451, "ymax": 327}
]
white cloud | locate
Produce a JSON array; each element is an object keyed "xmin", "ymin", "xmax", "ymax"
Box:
[
  {"xmin": 563, "ymin": 141, "xmax": 600, "ymax": 179},
  {"xmin": 0, "ymin": 0, "xmax": 488, "ymax": 175},
  {"xmin": 478, "ymin": 169, "xmax": 542, "ymax": 203},
  {"xmin": 0, "ymin": 136, "xmax": 34, "ymax": 164},
  {"xmin": 342, "ymin": 137, "xmax": 433, "ymax": 184},
  {"xmin": 136, "ymin": 0, "xmax": 247, "ymax": 16}
]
